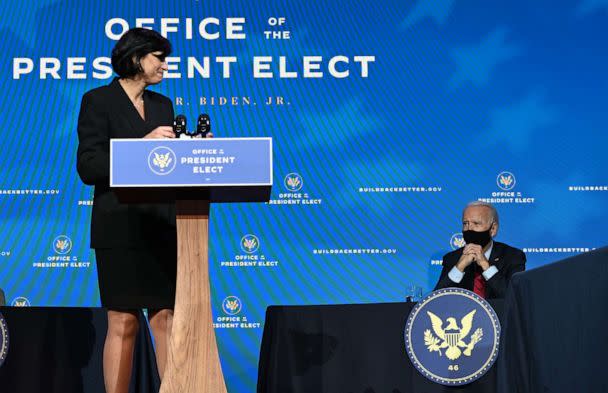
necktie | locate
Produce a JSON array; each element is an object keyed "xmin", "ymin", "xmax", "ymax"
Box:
[{"xmin": 473, "ymin": 269, "xmax": 486, "ymax": 298}]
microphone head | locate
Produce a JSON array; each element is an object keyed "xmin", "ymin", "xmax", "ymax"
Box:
[
  {"xmin": 197, "ymin": 114, "xmax": 211, "ymax": 136},
  {"xmin": 173, "ymin": 114, "xmax": 187, "ymax": 135}
]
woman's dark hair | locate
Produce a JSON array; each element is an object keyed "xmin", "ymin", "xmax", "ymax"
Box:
[{"xmin": 111, "ymin": 28, "xmax": 172, "ymax": 78}]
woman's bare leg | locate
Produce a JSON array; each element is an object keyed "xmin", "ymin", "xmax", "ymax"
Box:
[
  {"xmin": 104, "ymin": 309, "xmax": 140, "ymax": 393},
  {"xmin": 148, "ymin": 308, "xmax": 174, "ymax": 379}
]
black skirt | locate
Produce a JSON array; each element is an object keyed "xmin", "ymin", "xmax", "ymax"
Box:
[{"xmin": 95, "ymin": 246, "xmax": 177, "ymax": 309}]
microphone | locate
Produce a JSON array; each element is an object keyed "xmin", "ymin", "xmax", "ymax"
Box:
[
  {"xmin": 196, "ymin": 114, "xmax": 211, "ymax": 138},
  {"xmin": 173, "ymin": 114, "xmax": 187, "ymax": 138}
]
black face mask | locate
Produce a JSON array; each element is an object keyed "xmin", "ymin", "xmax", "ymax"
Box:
[{"xmin": 462, "ymin": 228, "xmax": 492, "ymax": 248}]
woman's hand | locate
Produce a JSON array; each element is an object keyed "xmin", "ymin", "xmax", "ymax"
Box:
[{"xmin": 144, "ymin": 126, "xmax": 175, "ymax": 139}]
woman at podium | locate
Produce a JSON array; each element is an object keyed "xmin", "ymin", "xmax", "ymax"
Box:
[{"xmin": 76, "ymin": 28, "xmax": 176, "ymax": 393}]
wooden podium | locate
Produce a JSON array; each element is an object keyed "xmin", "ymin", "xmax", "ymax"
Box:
[{"xmin": 110, "ymin": 138, "xmax": 272, "ymax": 393}]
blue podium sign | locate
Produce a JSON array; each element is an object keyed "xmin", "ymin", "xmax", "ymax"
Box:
[
  {"xmin": 110, "ymin": 138, "xmax": 272, "ymax": 187},
  {"xmin": 404, "ymin": 288, "xmax": 501, "ymax": 386}
]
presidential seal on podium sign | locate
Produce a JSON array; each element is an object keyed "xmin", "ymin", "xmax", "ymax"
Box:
[
  {"xmin": 404, "ymin": 288, "xmax": 500, "ymax": 386},
  {"xmin": 0, "ymin": 312, "xmax": 9, "ymax": 368}
]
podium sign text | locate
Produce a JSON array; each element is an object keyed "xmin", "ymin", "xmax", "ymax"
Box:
[{"xmin": 110, "ymin": 137, "xmax": 272, "ymax": 187}]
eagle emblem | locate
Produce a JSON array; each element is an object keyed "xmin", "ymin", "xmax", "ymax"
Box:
[
  {"xmin": 153, "ymin": 152, "xmax": 173, "ymax": 170},
  {"xmin": 498, "ymin": 174, "xmax": 513, "ymax": 188},
  {"xmin": 224, "ymin": 299, "xmax": 240, "ymax": 313},
  {"xmin": 242, "ymin": 237, "xmax": 257, "ymax": 252},
  {"xmin": 222, "ymin": 296, "xmax": 242, "ymax": 315},
  {"xmin": 451, "ymin": 234, "xmax": 466, "ymax": 249},
  {"xmin": 286, "ymin": 176, "xmax": 301, "ymax": 189},
  {"xmin": 55, "ymin": 239, "xmax": 70, "ymax": 252},
  {"xmin": 496, "ymin": 171, "xmax": 516, "ymax": 190},
  {"xmin": 424, "ymin": 310, "xmax": 483, "ymax": 360},
  {"xmin": 284, "ymin": 173, "xmax": 303, "ymax": 191}
]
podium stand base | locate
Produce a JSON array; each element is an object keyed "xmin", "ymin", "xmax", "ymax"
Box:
[{"xmin": 159, "ymin": 200, "xmax": 227, "ymax": 393}]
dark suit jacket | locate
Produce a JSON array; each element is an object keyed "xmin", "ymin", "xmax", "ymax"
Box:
[
  {"xmin": 434, "ymin": 241, "xmax": 526, "ymax": 299},
  {"xmin": 0, "ymin": 288, "xmax": 5, "ymax": 306},
  {"xmin": 76, "ymin": 78, "xmax": 176, "ymax": 248}
]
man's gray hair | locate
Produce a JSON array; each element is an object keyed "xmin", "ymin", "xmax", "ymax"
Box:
[{"xmin": 465, "ymin": 201, "xmax": 499, "ymax": 226}]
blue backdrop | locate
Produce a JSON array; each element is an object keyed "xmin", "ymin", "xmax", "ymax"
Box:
[{"xmin": 0, "ymin": 0, "xmax": 606, "ymax": 391}]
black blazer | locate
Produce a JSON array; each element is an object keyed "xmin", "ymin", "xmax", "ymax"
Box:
[
  {"xmin": 76, "ymin": 78, "xmax": 176, "ymax": 248},
  {"xmin": 434, "ymin": 241, "xmax": 526, "ymax": 299}
]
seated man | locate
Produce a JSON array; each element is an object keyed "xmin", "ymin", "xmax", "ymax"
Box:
[{"xmin": 434, "ymin": 201, "xmax": 526, "ymax": 299}]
